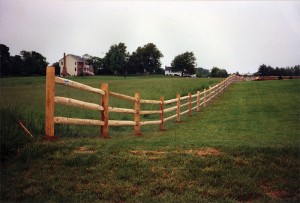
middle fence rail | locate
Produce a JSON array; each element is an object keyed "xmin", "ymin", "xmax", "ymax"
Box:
[{"xmin": 45, "ymin": 66, "xmax": 243, "ymax": 139}]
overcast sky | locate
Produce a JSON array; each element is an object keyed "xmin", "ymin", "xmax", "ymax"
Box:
[{"xmin": 1, "ymin": 0, "xmax": 300, "ymax": 73}]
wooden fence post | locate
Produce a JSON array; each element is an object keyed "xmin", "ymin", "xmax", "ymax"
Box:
[
  {"xmin": 134, "ymin": 92, "xmax": 141, "ymax": 135},
  {"xmin": 204, "ymin": 89, "xmax": 207, "ymax": 109},
  {"xmin": 188, "ymin": 92, "xmax": 192, "ymax": 117},
  {"xmin": 197, "ymin": 91, "xmax": 200, "ymax": 112},
  {"xmin": 160, "ymin": 96, "xmax": 164, "ymax": 131},
  {"xmin": 101, "ymin": 83, "xmax": 109, "ymax": 138},
  {"xmin": 176, "ymin": 93, "xmax": 180, "ymax": 122},
  {"xmin": 45, "ymin": 66, "xmax": 55, "ymax": 139}
]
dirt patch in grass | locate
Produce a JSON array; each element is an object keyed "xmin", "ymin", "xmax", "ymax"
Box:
[
  {"xmin": 73, "ymin": 146, "xmax": 95, "ymax": 154},
  {"xmin": 130, "ymin": 147, "xmax": 224, "ymax": 159},
  {"xmin": 130, "ymin": 150, "xmax": 167, "ymax": 155},
  {"xmin": 184, "ymin": 147, "xmax": 223, "ymax": 157},
  {"xmin": 130, "ymin": 150, "xmax": 167, "ymax": 160},
  {"xmin": 261, "ymin": 184, "xmax": 289, "ymax": 199}
]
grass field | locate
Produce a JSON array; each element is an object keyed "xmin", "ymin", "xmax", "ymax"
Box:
[{"xmin": 1, "ymin": 77, "xmax": 299, "ymax": 202}]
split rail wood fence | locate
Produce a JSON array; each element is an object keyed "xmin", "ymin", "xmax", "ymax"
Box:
[{"xmin": 45, "ymin": 66, "xmax": 243, "ymax": 139}]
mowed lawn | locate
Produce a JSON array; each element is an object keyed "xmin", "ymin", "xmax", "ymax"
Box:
[{"xmin": 1, "ymin": 78, "xmax": 300, "ymax": 202}]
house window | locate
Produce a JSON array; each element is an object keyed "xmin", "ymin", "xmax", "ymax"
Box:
[
  {"xmin": 61, "ymin": 61, "xmax": 63, "ymax": 65},
  {"xmin": 75, "ymin": 68, "xmax": 76, "ymax": 71},
  {"xmin": 75, "ymin": 62, "xmax": 77, "ymax": 65}
]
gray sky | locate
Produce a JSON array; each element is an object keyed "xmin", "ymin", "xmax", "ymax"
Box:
[{"xmin": 1, "ymin": 0, "xmax": 300, "ymax": 73}]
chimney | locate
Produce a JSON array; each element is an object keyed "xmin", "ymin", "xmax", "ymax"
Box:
[{"xmin": 62, "ymin": 52, "xmax": 67, "ymax": 76}]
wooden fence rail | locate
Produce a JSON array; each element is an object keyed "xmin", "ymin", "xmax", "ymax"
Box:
[{"xmin": 45, "ymin": 66, "xmax": 242, "ymax": 139}]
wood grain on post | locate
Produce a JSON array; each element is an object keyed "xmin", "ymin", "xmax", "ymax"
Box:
[
  {"xmin": 188, "ymin": 93, "xmax": 192, "ymax": 117},
  {"xmin": 134, "ymin": 92, "xmax": 141, "ymax": 135},
  {"xmin": 101, "ymin": 83, "xmax": 109, "ymax": 138},
  {"xmin": 209, "ymin": 86, "xmax": 211, "ymax": 102},
  {"xmin": 160, "ymin": 96, "xmax": 164, "ymax": 131},
  {"xmin": 45, "ymin": 66, "xmax": 55, "ymax": 138},
  {"xmin": 204, "ymin": 89, "xmax": 207, "ymax": 109},
  {"xmin": 176, "ymin": 93, "xmax": 180, "ymax": 122},
  {"xmin": 197, "ymin": 91, "xmax": 200, "ymax": 112}
]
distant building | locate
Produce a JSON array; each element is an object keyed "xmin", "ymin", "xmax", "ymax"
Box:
[
  {"xmin": 59, "ymin": 53, "xmax": 94, "ymax": 76},
  {"xmin": 164, "ymin": 66, "xmax": 181, "ymax": 76},
  {"xmin": 164, "ymin": 66, "xmax": 196, "ymax": 77}
]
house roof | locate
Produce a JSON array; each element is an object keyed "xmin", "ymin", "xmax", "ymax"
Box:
[
  {"xmin": 69, "ymin": 54, "xmax": 85, "ymax": 62},
  {"xmin": 59, "ymin": 54, "xmax": 85, "ymax": 62},
  {"xmin": 165, "ymin": 66, "xmax": 172, "ymax": 71}
]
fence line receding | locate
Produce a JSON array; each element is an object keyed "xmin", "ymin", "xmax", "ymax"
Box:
[{"xmin": 45, "ymin": 66, "xmax": 243, "ymax": 139}]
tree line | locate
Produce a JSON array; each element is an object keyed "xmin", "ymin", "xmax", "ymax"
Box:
[
  {"xmin": 256, "ymin": 64, "xmax": 300, "ymax": 77},
  {"xmin": 1, "ymin": 43, "xmax": 231, "ymax": 78},
  {"xmin": 0, "ymin": 44, "xmax": 49, "ymax": 76},
  {"xmin": 79, "ymin": 42, "xmax": 165, "ymax": 75}
]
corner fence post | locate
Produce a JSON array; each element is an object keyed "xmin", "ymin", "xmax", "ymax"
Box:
[
  {"xmin": 101, "ymin": 83, "xmax": 109, "ymax": 138},
  {"xmin": 134, "ymin": 92, "xmax": 141, "ymax": 135},
  {"xmin": 209, "ymin": 86, "xmax": 211, "ymax": 101},
  {"xmin": 197, "ymin": 91, "xmax": 200, "ymax": 112},
  {"xmin": 160, "ymin": 96, "xmax": 164, "ymax": 131},
  {"xmin": 188, "ymin": 93, "xmax": 192, "ymax": 117},
  {"xmin": 45, "ymin": 66, "xmax": 55, "ymax": 139},
  {"xmin": 204, "ymin": 89, "xmax": 207, "ymax": 109},
  {"xmin": 176, "ymin": 93, "xmax": 180, "ymax": 122}
]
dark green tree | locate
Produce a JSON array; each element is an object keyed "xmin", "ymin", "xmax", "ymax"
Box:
[
  {"xmin": 0, "ymin": 44, "xmax": 11, "ymax": 76},
  {"xmin": 52, "ymin": 62, "xmax": 60, "ymax": 75},
  {"xmin": 8, "ymin": 55, "xmax": 22, "ymax": 76},
  {"xmin": 20, "ymin": 50, "xmax": 48, "ymax": 76},
  {"xmin": 294, "ymin": 65, "xmax": 300, "ymax": 76},
  {"xmin": 210, "ymin": 67, "xmax": 228, "ymax": 78},
  {"xmin": 196, "ymin": 67, "xmax": 210, "ymax": 78},
  {"xmin": 258, "ymin": 64, "xmax": 274, "ymax": 76},
  {"xmin": 103, "ymin": 43, "xmax": 129, "ymax": 75},
  {"xmin": 171, "ymin": 52, "xmax": 196, "ymax": 76},
  {"xmin": 126, "ymin": 51, "xmax": 141, "ymax": 74},
  {"xmin": 126, "ymin": 43, "xmax": 163, "ymax": 74}
]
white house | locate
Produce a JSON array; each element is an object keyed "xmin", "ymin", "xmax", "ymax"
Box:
[
  {"xmin": 164, "ymin": 66, "xmax": 196, "ymax": 77},
  {"xmin": 59, "ymin": 53, "xmax": 94, "ymax": 76},
  {"xmin": 164, "ymin": 66, "xmax": 181, "ymax": 76}
]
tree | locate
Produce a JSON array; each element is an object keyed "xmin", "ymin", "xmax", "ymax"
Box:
[
  {"xmin": 20, "ymin": 50, "xmax": 48, "ymax": 76},
  {"xmin": 103, "ymin": 43, "xmax": 129, "ymax": 75},
  {"xmin": 126, "ymin": 43, "xmax": 163, "ymax": 74},
  {"xmin": 196, "ymin": 67, "xmax": 210, "ymax": 78},
  {"xmin": 171, "ymin": 52, "xmax": 196, "ymax": 76},
  {"xmin": 210, "ymin": 67, "xmax": 228, "ymax": 78},
  {"xmin": 0, "ymin": 44, "xmax": 11, "ymax": 76},
  {"xmin": 8, "ymin": 55, "xmax": 24, "ymax": 76},
  {"xmin": 258, "ymin": 64, "xmax": 274, "ymax": 76},
  {"xmin": 126, "ymin": 51, "xmax": 141, "ymax": 74},
  {"xmin": 52, "ymin": 62, "xmax": 60, "ymax": 75},
  {"xmin": 294, "ymin": 65, "xmax": 300, "ymax": 76}
]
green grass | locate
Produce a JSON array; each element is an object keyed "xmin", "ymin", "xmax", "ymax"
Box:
[
  {"xmin": 0, "ymin": 75, "xmax": 221, "ymax": 139},
  {"xmin": 1, "ymin": 77, "xmax": 300, "ymax": 202}
]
